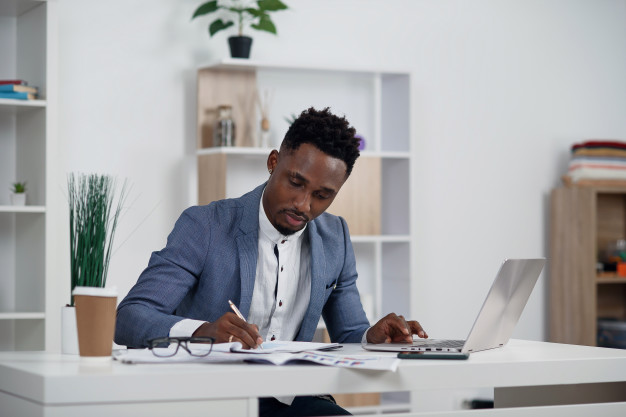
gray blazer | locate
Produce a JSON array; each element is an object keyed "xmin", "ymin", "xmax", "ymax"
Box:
[{"xmin": 115, "ymin": 183, "xmax": 370, "ymax": 348}]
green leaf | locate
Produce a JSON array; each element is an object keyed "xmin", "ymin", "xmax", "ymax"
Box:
[
  {"xmin": 246, "ymin": 7, "xmax": 264, "ymax": 17},
  {"xmin": 67, "ymin": 173, "xmax": 128, "ymax": 305},
  {"xmin": 251, "ymin": 14, "xmax": 277, "ymax": 34},
  {"xmin": 257, "ymin": 0, "xmax": 288, "ymax": 12},
  {"xmin": 209, "ymin": 19, "xmax": 235, "ymax": 36},
  {"xmin": 192, "ymin": 1, "xmax": 219, "ymax": 20}
]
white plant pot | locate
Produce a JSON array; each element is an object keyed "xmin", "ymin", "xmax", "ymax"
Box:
[
  {"xmin": 10, "ymin": 193, "xmax": 26, "ymax": 206},
  {"xmin": 61, "ymin": 305, "xmax": 79, "ymax": 355}
]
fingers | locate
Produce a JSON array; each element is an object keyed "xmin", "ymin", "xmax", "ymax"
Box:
[
  {"xmin": 392, "ymin": 314, "xmax": 413, "ymax": 343},
  {"xmin": 408, "ymin": 320, "xmax": 428, "ymax": 339},
  {"xmin": 367, "ymin": 313, "xmax": 428, "ymax": 344},
  {"xmin": 223, "ymin": 313, "xmax": 263, "ymax": 349},
  {"xmin": 194, "ymin": 313, "xmax": 263, "ymax": 349}
]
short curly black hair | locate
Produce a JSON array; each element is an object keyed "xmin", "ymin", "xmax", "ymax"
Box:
[{"xmin": 280, "ymin": 107, "xmax": 360, "ymax": 176}]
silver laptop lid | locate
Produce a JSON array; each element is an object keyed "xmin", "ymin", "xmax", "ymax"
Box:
[{"xmin": 462, "ymin": 258, "xmax": 546, "ymax": 353}]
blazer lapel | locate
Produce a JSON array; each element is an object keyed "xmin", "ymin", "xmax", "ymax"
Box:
[
  {"xmin": 234, "ymin": 184, "xmax": 264, "ymax": 318},
  {"xmin": 296, "ymin": 221, "xmax": 326, "ymax": 340}
]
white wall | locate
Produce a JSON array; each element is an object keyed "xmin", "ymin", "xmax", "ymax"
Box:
[{"xmin": 56, "ymin": 0, "xmax": 626, "ymax": 347}]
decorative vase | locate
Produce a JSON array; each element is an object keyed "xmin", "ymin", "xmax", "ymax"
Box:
[
  {"xmin": 61, "ymin": 305, "xmax": 79, "ymax": 355},
  {"xmin": 73, "ymin": 286, "xmax": 118, "ymax": 358},
  {"xmin": 228, "ymin": 36, "xmax": 253, "ymax": 59},
  {"xmin": 260, "ymin": 117, "xmax": 270, "ymax": 148},
  {"xmin": 10, "ymin": 193, "xmax": 26, "ymax": 206},
  {"xmin": 214, "ymin": 105, "xmax": 236, "ymax": 147}
]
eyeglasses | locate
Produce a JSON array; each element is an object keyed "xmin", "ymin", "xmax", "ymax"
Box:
[{"xmin": 148, "ymin": 336, "xmax": 215, "ymax": 358}]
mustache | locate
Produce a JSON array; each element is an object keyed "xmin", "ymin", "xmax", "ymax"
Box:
[{"xmin": 282, "ymin": 209, "xmax": 309, "ymax": 223}]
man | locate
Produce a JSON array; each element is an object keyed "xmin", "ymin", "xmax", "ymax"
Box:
[{"xmin": 115, "ymin": 107, "xmax": 427, "ymax": 416}]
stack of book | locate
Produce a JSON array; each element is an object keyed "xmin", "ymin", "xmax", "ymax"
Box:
[
  {"xmin": 565, "ymin": 140, "xmax": 626, "ymax": 184},
  {"xmin": 0, "ymin": 80, "xmax": 38, "ymax": 100}
]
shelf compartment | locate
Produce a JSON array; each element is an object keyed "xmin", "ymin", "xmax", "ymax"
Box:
[
  {"xmin": 381, "ymin": 242, "xmax": 411, "ymax": 318},
  {"xmin": 0, "ymin": 213, "xmax": 45, "ymax": 314},
  {"xmin": 0, "ymin": 317, "xmax": 44, "ymax": 351},
  {"xmin": 597, "ymin": 284, "xmax": 626, "ymax": 321},
  {"xmin": 197, "ymin": 61, "xmax": 411, "ymax": 154}
]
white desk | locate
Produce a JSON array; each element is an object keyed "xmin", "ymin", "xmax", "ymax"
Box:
[{"xmin": 1, "ymin": 340, "xmax": 626, "ymax": 417}]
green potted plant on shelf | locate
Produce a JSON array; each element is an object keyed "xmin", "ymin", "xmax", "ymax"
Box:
[
  {"xmin": 9, "ymin": 181, "xmax": 27, "ymax": 206},
  {"xmin": 191, "ymin": 0, "xmax": 288, "ymax": 59},
  {"xmin": 62, "ymin": 173, "xmax": 127, "ymax": 355}
]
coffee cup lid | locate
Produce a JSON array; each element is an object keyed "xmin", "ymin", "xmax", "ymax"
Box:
[{"xmin": 72, "ymin": 286, "xmax": 117, "ymax": 297}]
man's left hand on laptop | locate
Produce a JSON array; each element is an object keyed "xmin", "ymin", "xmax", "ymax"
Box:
[{"xmin": 367, "ymin": 313, "xmax": 428, "ymax": 344}]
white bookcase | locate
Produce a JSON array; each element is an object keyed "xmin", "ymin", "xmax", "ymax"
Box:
[
  {"xmin": 195, "ymin": 59, "xmax": 413, "ymax": 411},
  {"xmin": 0, "ymin": 0, "xmax": 59, "ymax": 351}
]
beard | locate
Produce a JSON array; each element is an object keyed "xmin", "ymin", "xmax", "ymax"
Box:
[{"xmin": 274, "ymin": 209, "xmax": 309, "ymax": 236}]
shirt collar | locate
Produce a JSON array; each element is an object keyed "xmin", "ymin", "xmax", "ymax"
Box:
[{"xmin": 259, "ymin": 189, "xmax": 307, "ymax": 245}]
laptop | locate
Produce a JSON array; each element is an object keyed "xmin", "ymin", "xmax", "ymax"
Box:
[{"xmin": 363, "ymin": 258, "xmax": 546, "ymax": 354}]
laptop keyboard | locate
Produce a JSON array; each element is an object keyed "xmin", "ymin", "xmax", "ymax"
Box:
[{"xmin": 415, "ymin": 339, "xmax": 465, "ymax": 348}]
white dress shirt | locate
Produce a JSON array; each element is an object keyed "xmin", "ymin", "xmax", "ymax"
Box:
[{"xmin": 248, "ymin": 195, "xmax": 310, "ymax": 341}]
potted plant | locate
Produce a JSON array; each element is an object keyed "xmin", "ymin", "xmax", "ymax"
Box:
[
  {"xmin": 192, "ymin": 0, "xmax": 288, "ymax": 59},
  {"xmin": 62, "ymin": 173, "xmax": 127, "ymax": 355},
  {"xmin": 9, "ymin": 181, "xmax": 27, "ymax": 206}
]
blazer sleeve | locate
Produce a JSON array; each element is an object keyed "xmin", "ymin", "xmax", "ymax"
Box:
[
  {"xmin": 321, "ymin": 217, "xmax": 371, "ymax": 343},
  {"xmin": 115, "ymin": 206, "xmax": 211, "ymax": 348}
]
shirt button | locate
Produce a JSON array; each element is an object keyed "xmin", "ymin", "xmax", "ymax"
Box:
[
  {"xmin": 280, "ymin": 266, "xmax": 283, "ymax": 272},
  {"xmin": 271, "ymin": 335, "xmax": 276, "ymax": 341},
  {"xmin": 279, "ymin": 300, "xmax": 283, "ymax": 307},
  {"xmin": 281, "ymin": 240, "xmax": 286, "ymax": 244}
]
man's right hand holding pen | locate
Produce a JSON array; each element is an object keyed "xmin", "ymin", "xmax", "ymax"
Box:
[{"xmin": 192, "ymin": 311, "xmax": 264, "ymax": 349}]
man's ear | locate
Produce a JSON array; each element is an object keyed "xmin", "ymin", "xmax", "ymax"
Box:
[{"xmin": 267, "ymin": 150, "xmax": 279, "ymax": 173}]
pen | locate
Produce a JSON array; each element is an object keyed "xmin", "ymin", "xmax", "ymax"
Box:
[
  {"xmin": 228, "ymin": 300, "xmax": 263, "ymax": 349},
  {"xmin": 228, "ymin": 299, "xmax": 246, "ymax": 321}
]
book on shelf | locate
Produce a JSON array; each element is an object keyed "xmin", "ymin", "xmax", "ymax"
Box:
[
  {"xmin": 0, "ymin": 79, "xmax": 28, "ymax": 86},
  {"xmin": 0, "ymin": 91, "xmax": 37, "ymax": 100},
  {"xmin": 0, "ymin": 84, "xmax": 38, "ymax": 94}
]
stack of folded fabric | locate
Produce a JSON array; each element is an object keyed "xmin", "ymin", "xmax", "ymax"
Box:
[{"xmin": 566, "ymin": 140, "xmax": 626, "ymax": 184}]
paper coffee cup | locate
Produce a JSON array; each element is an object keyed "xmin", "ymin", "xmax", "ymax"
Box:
[{"xmin": 73, "ymin": 286, "xmax": 117, "ymax": 358}]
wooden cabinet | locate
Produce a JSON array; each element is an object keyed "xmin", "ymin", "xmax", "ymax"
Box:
[
  {"xmin": 196, "ymin": 59, "xmax": 412, "ymax": 412},
  {"xmin": 0, "ymin": 0, "xmax": 58, "ymax": 351},
  {"xmin": 550, "ymin": 185, "xmax": 626, "ymax": 346}
]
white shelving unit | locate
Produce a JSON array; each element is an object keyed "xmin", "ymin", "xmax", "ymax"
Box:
[
  {"xmin": 0, "ymin": 0, "xmax": 58, "ymax": 351},
  {"xmin": 195, "ymin": 59, "xmax": 413, "ymax": 410}
]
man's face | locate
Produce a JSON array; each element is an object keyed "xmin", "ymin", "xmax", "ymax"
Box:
[{"xmin": 263, "ymin": 143, "xmax": 348, "ymax": 236}]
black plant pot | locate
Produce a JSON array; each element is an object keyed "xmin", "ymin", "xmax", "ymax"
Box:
[{"xmin": 228, "ymin": 36, "xmax": 253, "ymax": 59}]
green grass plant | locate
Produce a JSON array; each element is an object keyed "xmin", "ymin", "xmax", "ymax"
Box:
[
  {"xmin": 11, "ymin": 181, "xmax": 26, "ymax": 193},
  {"xmin": 68, "ymin": 173, "xmax": 127, "ymax": 306}
]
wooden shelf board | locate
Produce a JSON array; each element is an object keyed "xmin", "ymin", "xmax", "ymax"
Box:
[
  {"xmin": 597, "ymin": 273, "xmax": 626, "ymax": 284},
  {"xmin": 563, "ymin": 176, "xmax": 626, "ymax": 190}
]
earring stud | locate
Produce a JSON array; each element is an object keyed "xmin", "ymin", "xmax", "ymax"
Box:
[{"xmin": 269, "ymin": 169, "xmax": 273, "ymax": 174}]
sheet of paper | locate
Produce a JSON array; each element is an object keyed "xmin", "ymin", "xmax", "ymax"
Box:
[
  {"xmin": 248, "ymin": 351, "xmax": 400, "ymax": 371},
  {"xmin": 211, "ymin": 340, "xmax": 341, "ymax": 354}
]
